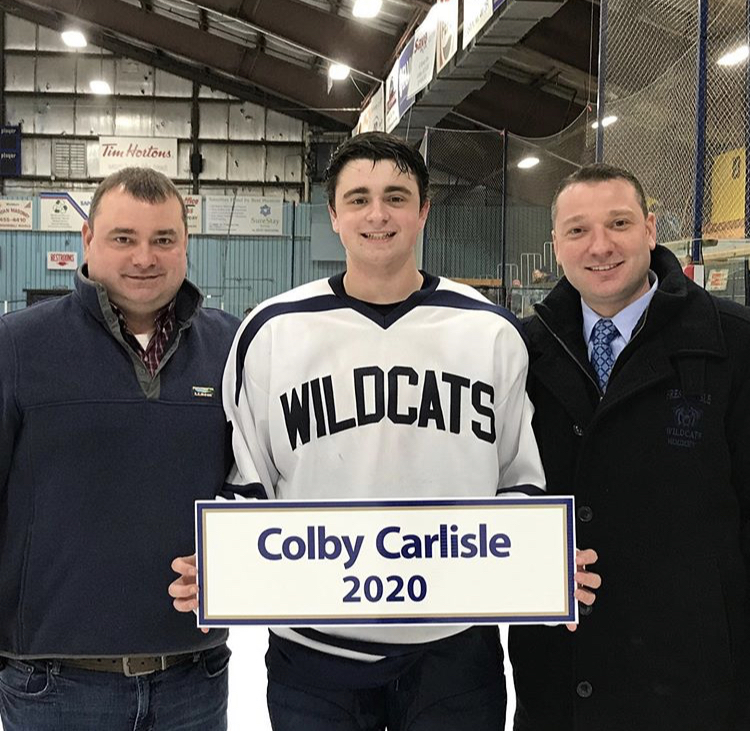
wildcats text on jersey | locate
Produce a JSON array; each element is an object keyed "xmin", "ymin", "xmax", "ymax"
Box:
[{"xmin": 279, "ymin": 365, "xmax": 496, "ymax": 450}]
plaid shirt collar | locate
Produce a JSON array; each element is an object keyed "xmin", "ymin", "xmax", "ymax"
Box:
[{"xmin": 111, "ymin": 299, "xmax": 177, "ymax": 376}]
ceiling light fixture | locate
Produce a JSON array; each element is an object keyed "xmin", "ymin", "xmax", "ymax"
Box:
[
  {"xmin": 717, "ymin": 44, "xmax": 749, "ymax": 66},
  {"xmin": 591, "ymin": 115, "xmax": 618, "ymax": 129},
  {"xmin": 61, "ymin": 30, "xmax": 87, "ymax": 48},
  {"xmin": 353, "ymin": 0, "xmax": 382, "ymax": 19},
  {"xmin": 517, "ymin": 157, "xmax": 540, "ymax": 169},
  {"xmin": 328, "ymin": 63, "xmax": 351, "ymax": 81},
  {"xmin": 89, "ymin": 79, "xmax": 112, "ymax": 95}
]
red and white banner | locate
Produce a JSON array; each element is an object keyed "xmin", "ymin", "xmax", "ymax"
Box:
[
  {"xmin": 184, "ymin": 194, "xmax": 203, "ymax": 234},
  {"xmin": 47, "ymin": 251, "xmax": 78, "ymax": 270},
  {"xmin": 99, "ymin": 137, "xmax": 178, "ymax": 177}
]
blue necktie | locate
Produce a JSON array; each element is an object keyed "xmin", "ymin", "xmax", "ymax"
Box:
[{"xmin": 590, "ymin": 318, "xmax": 619, "ymax": 391}]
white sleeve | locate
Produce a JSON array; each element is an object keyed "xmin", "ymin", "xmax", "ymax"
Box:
[
  {"xmin": 221, "ymin": 318, "xmax": 278, "ymax": 500},
  {"xmin": 495, "ymin": 330, "xmax": 546, "ymax": 494}
]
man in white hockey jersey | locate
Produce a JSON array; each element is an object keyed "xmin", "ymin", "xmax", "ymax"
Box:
[{"xmin": 170, "ymin": 132, "xmax": 599, "ymax": 730}]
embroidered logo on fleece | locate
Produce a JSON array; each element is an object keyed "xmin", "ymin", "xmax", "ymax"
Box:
[
  {"xmin": 192, "ymin": 386, "xmax": 215, "ymax": 399},
  {"xmin": 665, "ymin": 389, "xmax": 710, "ymax": 448}
]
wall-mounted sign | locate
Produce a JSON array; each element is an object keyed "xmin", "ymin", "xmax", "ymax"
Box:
[
  {"xmin": 47, "ymin": 251, "xmax": 78, "ymax": 270},
  {"xmin": 184, "ymin": 194, "xmax": 203, "ymax": 234},
  {"xmin": 463, "ymin": 0, "xmax": 493, "ymax": 48},
  {"xmin": 0, "ymin": 199, "xmax": 32, "ymax": 230},
  {"xmin": 435, "ymin": 0, "xmax": 459, "ymax": 73},
  {"xmin": 99, "ymin": 137, "xmax": 178, "ymax": 177},
  {"xmin": 409, "ymin": 10, "xmax": 439, "ymax": 97},
  {"xmin": 205, "ymin": 196, "xmax": 283, "ymax": 236},
  {"xmin": 357, "ymin": 85, "xmax": 385, "ymax": 134},
  {"xmin": 706, "ymin": 268, "xmax": 729, "ymax": 292},
  {"xmin": 386, "ymin": 39, "xmax": 416, "ymax": 133},
  {"xmin": 0, "ymin": 125, "xmax": 22, "ymax": 177},
  {"xmin": 385, "ymin": 64, "xmax": 400, "ymax": 133},
  {"xmin": 39, "ymin": 191, "xmax": 94, "ymax": 231}
]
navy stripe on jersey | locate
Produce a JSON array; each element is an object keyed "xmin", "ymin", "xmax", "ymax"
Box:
[
  {"xmin": 290, "ymin": 627, "xmax": 450, "ymax": 658},
  {"xmin": 219, "ymin": 481, "xmax": 268, "ymax": 500},
  {"xmin": 234, "ymin": 295, "xmax": 345, "ymax": 405},
  {"xmin": 328, "ymin": 271, "xmax": 439, "ymax": 328},
  {"xmin": 423, "ymin": 290, "xmax": 528, "ymax": 346},
  {"xmin": 496, "ymin": 483, "xmax": 545, "ymax": 496}
]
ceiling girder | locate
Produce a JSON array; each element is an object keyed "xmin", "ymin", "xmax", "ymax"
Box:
[
  {"xmin": 0, "ymin": 0, "xmax": 353, "ymax": 129},
  {"xmin": 4, "ymin": 0, "xmax": 362, "ymax": 124},
  {"xmin": 196, "ymin": 0, "xmax": 393, "ymax": 76}
]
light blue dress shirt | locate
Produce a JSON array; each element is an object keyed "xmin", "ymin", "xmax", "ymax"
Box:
[{"xmin": 582, "ymin": 272, "xmax": 658, "ymax": 362}]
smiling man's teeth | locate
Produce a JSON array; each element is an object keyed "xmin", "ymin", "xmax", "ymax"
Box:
[
  {"xmin": 589, "ymin": 263, "xmax": 620, "ymax": 271},
  {"xmin": 363, "ymin": 232, "xmax": 394, "ymax": 239}
]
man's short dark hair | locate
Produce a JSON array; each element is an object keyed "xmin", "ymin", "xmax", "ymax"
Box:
[
  {"xmin": 324, "ymin": 131, "xmax": 429, "ymax": 210},
  {"xmin": 551, "ymin": 163, "xmax": 648, "ymax": 224},
  {"xmin": 88, "ymin": 167, "xmax": 187, "ymax": 232}
]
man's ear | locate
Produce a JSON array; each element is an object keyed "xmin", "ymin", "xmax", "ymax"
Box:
[
  {"xmin": 417, "ymin": 199, "xmax": 431, "ymax": 230},
  {"xmin": 645, "ymin": 212, "xmax": 657, "ymax": 251},
  {"xmin": 82, "ymin": 220, "xmax": 93, "ymax": 262},
  {"xmin": 328, "ymin": 204, "xmax": 340, "ymax": 234}
]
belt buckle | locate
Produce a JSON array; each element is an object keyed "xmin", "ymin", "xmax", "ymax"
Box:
[{"xmin": 122, "ymin": 657, "xmax": 167, "ymax": 677}]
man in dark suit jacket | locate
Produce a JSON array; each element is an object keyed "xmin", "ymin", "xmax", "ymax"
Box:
[{"xmin": 510, "ymin": 163, "xmax": 750, "ymax": 731}]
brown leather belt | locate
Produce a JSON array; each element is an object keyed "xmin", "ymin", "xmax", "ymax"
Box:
[{"xmin": 59, "ymin": 653, "xmax": 196, "ymax": 677}]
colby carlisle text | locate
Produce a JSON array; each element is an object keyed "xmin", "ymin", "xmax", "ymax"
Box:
[{"xmin": 258, "ymin": 523, "xmax": 512, "ymax": 570}]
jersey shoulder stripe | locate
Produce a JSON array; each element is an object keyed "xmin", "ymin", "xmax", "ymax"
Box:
[
  {"xmin": 427, "ymin": 284, "xmax": 528, "ymax": 345},
  {"xmin": 234, "ymin": 293, "xmax": 345, "ymax": 405}
]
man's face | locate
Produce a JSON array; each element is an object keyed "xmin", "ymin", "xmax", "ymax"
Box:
[
  {"xmin": 82, "ymin": 187, "xmax": 187, "ymax": 325},
  {"xmin": 553, "ymin": 179, "xmax": 656, "ymax": 317},
  {"xmin": 328, "ymin": 158, "xmax": 429, "ymax": 275}
]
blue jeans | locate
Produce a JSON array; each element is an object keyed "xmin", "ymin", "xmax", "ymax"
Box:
[{"xmin": 0, "ymin": 644, "xmax": 230, "ymax": 731}]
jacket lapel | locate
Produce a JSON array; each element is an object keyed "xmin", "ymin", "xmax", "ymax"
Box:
[{"xmin": 526, "ymin": 246, "xmax": 726, "ymax": 423}]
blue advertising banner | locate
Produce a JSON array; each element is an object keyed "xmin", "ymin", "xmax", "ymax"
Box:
[
  {"xmin": 397, "ymin": 37, "xmax": 416, "ymax": 121},
  {"xmin": 0, "ymin": 126, "xmax": 22, "ymax": 177}
]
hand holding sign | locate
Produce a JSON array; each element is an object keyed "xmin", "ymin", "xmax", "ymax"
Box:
[{"xmin": 190, "ymin": 496, "xmax": 586, "ymax": 627}]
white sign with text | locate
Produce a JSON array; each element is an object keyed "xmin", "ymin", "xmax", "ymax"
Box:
[
  {"xmin": 197, "ymin": 496, "xmax": 576, "ymax": 627},
  {"xmin": 46, "ymin": 251, "xmax": 78, "ymax": 270},
  {"xmin": 205, "ymin": 196, "xmax": 283, "ymax": 236},
  {"xmin": 99, "ymin": 137, "xmax": 178, "ymax": 177}
]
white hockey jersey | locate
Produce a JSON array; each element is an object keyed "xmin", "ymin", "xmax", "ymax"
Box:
[{"xmin": 223, "ymin": 272, "xmax": 545, "ymax": 659}]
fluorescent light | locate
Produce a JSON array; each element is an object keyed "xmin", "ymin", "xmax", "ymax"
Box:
[
  {"xmin": 328, "ymin": 63, "xmax": 350, "ymax": 81},
  {"xmin": 517, "ymin": 156, "xmax": 540, "ymax": 169},
  {"xmin": 591, "ymin": 115, "xmax": 618, "ymax": 129},
  {"xmin": 89, "ymin": 79, "xmax": 112, "ymax": 95},
  {"xmin": 353, "ymin": 0, "xmax": 382, "ymax": 19},
  {"xmin": 61, "ymin": 30, "xmax": 87, "ymax": 48},
  {"xmin": 718, "ymin": 44, "xmax": 749, "ymax": 66}
]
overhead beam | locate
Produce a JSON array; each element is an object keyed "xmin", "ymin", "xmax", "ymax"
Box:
[
  {"xmin": 455, "ymin": 73, "xmax": 585, "ymax": 138},
  {"xmin": 196, "ymin": 0, "xmax": 393, "ymax": 76},
  {"xmin": 4, "ymin": 0, "xmax": 362, "ymax": 125},
  {"xmin": 522, "ymin": 0, "xmax": 599, "ymax": 74},
  {"xmin": 0, "ymin": 0, "xmax": 353, "ymax": 130}
]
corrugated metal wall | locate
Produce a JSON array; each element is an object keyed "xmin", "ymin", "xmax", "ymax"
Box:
[
  {"xmin": 0, "ymin": 203, "xmax": 351, "ymax": 317},
  {"xmin": 0, "ymin": 200, "xmax": 551, "ymax": 315}
]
